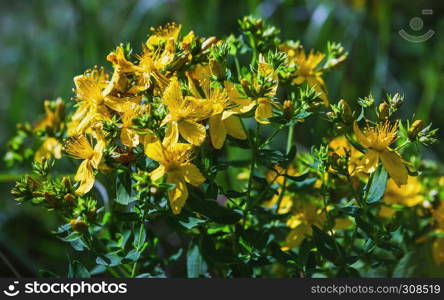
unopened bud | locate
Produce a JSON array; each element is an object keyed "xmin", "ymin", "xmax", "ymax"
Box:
[
  {"xmin": 240, "ymin": 78, "xmax": 253, "ymax": 96},
  {"xmin": 339, "ymin": 99, "xmax": 353, "ymax": 122},
  {"xmin": 62, "ymin": 176, "xmax": 72, "ymax": 190},
  {"xmin": 378, "ymin": 102, "xmax": 390, "ymax": 120},
  {"xmin": 64, "ymin": 193, "xmax": 77, "ymax": 207},
  {"xmin": 408, "ymin": 120, "xmax": 424, "ymax": 140},
  {"xmin": 391, "ymin": 93, "xmax": 403, "ymax": 108},
  {"xmin": 283, "ymin": 100, "xmax": 294, "ymax": 119},
  {"xmin": 201, "ymin": 37, "xmax": 217, "ymax": 51},
  {"xmin": 209, "ymin": 59, "xmax": 224, "ymax": 79},
  {"xmin": 70, "ymin": 219, "xmax": 88, "ymax": 233}
]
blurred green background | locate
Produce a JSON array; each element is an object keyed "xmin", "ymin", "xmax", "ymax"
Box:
[{"xmin": 0, "ymin": 0, "xmax": 443, "ymax": 277}]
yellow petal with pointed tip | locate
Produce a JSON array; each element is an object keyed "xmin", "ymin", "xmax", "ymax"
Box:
[
  {"xmin": 150, "ymin": 165, "xmax": 166, "ymax": 182},
  {"xmin": 163, "ymin": 122, "xmax": 179, "ymax": 147},
  {"xmin": 380, "ymin": 149, "xmax": 408, "ymax": 186},
  {"xmin": 144, "ymin": 140, "xmax": 166, "ymax": 162},
  {"xmin": 166, "ymin": 171, "xmax": 188, "ymax": 215},
  {"xmin": 224, "ymin": 116, "xmax": 246, "ymax": 140},
  {"xmin": 178, "ymin": 120, "xmax": 206, "ymax": 146},
  {"xmin": 74, "ymin": 160, "xmax": 95, "ymax": 195},
  {"xmin": 209, "ymin": 114, "xmax": 226, "ymax": 149},
  {"xmin": 255, "ymin": 102, "xmax": 272, "ymax": 124},
  {"xmin": 181, "ymin": 164, "xmax": 206, "ymax": 186}
]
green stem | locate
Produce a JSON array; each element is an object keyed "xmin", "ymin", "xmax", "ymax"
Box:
[
  {"xmin": 106, "ymin": 267, "xmax": 120, "ymax": 278},
  {"xmin": 275, "ymin": 125, "xmax": 295, "ymax": 213}
]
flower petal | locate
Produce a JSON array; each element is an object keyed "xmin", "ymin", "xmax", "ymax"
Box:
[
  {"xmin": 380, "ymin": 149, "xmax": 408, "ymax": 186},
  {"xmin": 144, "ymin": 140, "xmax": 166, "ymax": 162},
  {"xmin": 181, "ymin": 164, "xmax": 206, "ymax": 186},
  {"xmin": 150, "ymin": 165, "xmax": 166, "ymax": 182},
  {"xmin": 209, "ymin": 114, "xmax": 226, "ymax": 149},
  {"xmin": 74, "ymin": 160, "xmax": 95, "ymax": 195},
  {"xmin": 166, "ymin": 171, "xmax": 188, "ymax": 215},
  {"xmin": 163, "ymin": 122, "xmax": 179, "ymax": 147},
  {"xmin": 433, "ymin": 237, "xmax": 444, "ymax": 265},
  {"xmin": 224, "ymin": 116, "xmax": 246, "ymax": 140},
  {"xmin": 353, "ymin": 121, "xmax": 370, "ymax": 148},
  {"xmin": 178, "ymin": 120, "xmax": 206, "ymax": 146},
  {"xmin": 255, "ymin": 103, "xmax": 272, "ymax": 124}
]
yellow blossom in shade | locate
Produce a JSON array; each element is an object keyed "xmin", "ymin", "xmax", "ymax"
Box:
[
  {"xmin": 34, "ymin": 98, "xmax": 64, "ymax": 131},
  {"xmin": 64, "ymin": 134, "xmax": 105, "ymax": 195},
  {"xmin": 68, "ymin": 66, "xmax": 140, "ymax": 136},
  {"xmin": 433, "ymin": 237, "xmax": 444, "ymax": 265},
  {"xmin": 161, "ymin": 77, "xmax": 212, "ymax": 146},
  {"xmin": 353, "ymin": 121, "xmax": 408, "ymax": 186},
  {"xmin": 34, "ymin": 137, "xmax": 62, "ymax": 162},
  {"xmin": 380, "ymin": 176, "xmax": 423, "ymax": 218},
  {"xmin": 433, "ymin": 202, "xmax": 444, "ymax": 230},
  {"xmin": 281, "ymin": 203, "xmax": 326, "ymax": 251},
  {"xmin": 263, "ymin": 164, "xmax": 299, "ymax": 213},
  {"xmin": 145, "ymin": 141, "xmax": 205, "ymax": 214},
  {"xmin": 328, "ymin": 136, "xmax": 363, "ymax": 175},
  {"xmin": 284, "ymin": 45, "xmax": 328, "ymax": 105}
]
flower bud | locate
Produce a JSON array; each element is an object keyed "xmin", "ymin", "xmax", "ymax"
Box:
[
  {"xmin": 408, "ymin": 120, "xmax": 424, "ymax": 140},
  {"xmin": 338, "ymin": 99, "xmax": 353, "ymax": 123},
  {"xmin": 70, "ymin": 219, "xmax": 88, "ymax": 233},
  {"xmin": 378, "ymin": 102, "xmax": 389, "ymax": 120},
  {"xmin": 283, "ymin": 100, "xmax": 294, "ymax": 119},
  {"xmin": 201, "ymin": 37, "xmax": 217, "ymax": 51},
  {"xmin": 209, "ymin": 59, "xmax": 224, "ymax": 80},
  {"xmin": 64, "ymin": 193, "xmax": 77, "ymax": 207},
  {"xmin": 62, "ymin": 176, "xmax": 72, "ymax": 190}
]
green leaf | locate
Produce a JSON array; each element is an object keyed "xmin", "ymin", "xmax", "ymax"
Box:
[
  {"xmin": 311, "ymin": 226, "xmax": 344, "ymax": 266},
  {"xmin": 366, "ymin": 166, "xmax": 388, "ymax": 204},
  {"xmin": 121, "ymin": 249, "xmax": 141, "ymax": 263},
  {"xmin": 178, "ymin": 216, "xmax": 207, "ymax": 229},
  {"xmin": 116, "ymin": 172, "xmax": 132, "ymax": 205},
  {"xmin": 187, "ymin": 241, "xmax": 207, "ymax": 278},
  {"xmin": 188, "ymin": 189, "xmax": 243, "ymax": 224},
  {"xmin": 68, "ymin": 260, "xmax": 90, "ymax": 278},
  {"xmin": 38, "ymin": 269, "xmax": 60, "ymax": 278},
  {"xmin": 339, "ymin": 206, "xmax": 363, "ymax": 217}
]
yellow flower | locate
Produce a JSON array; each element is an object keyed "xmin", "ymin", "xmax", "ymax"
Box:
[
  {"xmin": 253, "ymin": 55, "xmax": 281, "ymax": 124},
  {"xmin": 146, "ymin": 23, "xmax": 182, "ymax": 49},
  {"xmin": 128, "ymin": 25, "xmax": 182, "ymax": 94},
  {"xmin": 353, "ymin": 121, "xmax": 408, "ymax": 186},
  {"xmin": 380, "ymin": 176, "xmax": 423, "ymax": 217},
  {"xmin": 282, "ymin": 203, "xmax": 326, "ymax": 251},
  {"xmin": 68, "ymin": 66, "xmax": 140, "ymax": 136},
  {"xmin": 161, "ymin": 77, "xmax": 212, "ymax": 146},
  {"xmin": 263, "ymin": 164, "xmax": 299, "ymax": 214},
  {"xmin": 34, "ymin": 98, "xmax": 64, "ymax": 131},
  {"xmin": 35, "ymin": 137, "xmax": 62, "ymax": 162},
  {"xmin": 328, "ymin": 136, "xmax": 363, "ymax": 175},
  {"xmin": 188, "ymin": 68, "xmax": 252, "ymax": 149},
  {"xmin": 64, "ymin": 134, "xmax": 105, "ymax": 195},
  {"xmin": 145, "ymin": 141, "xmax": 205, "ymax": 214},
  {"xmin": 433, "ymin": 237, "xmax": 444, "ymax": 265},
  {"xmin": 283, "ymin": 45, "xmax": 328, "ymax": 105},
  {"xmin": 431, "ymin": 202, "xmax": 444, "ymax": 265},
  {"xmin": 120, "ymin": 103, "xmax": 141, "ymax": 148}
]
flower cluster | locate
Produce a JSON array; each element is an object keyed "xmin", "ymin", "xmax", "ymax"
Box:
[{"xmin": 6, "ymin": 17, "xmax": 442, "ymax": 278}]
